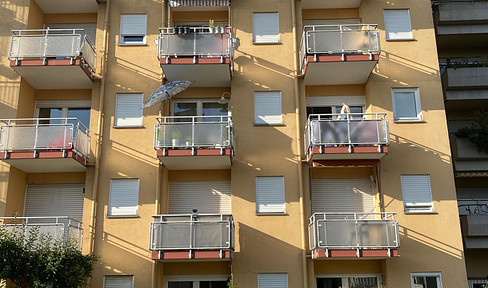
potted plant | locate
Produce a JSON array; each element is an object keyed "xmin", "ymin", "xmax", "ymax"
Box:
[
  {"xmin": 209, "ymin": 19, "xmax": 215, "ymax": 33},
  {"xmin": 171, "ymin": 129, "xmax": 182, "ymax": 147},
  {"xmin": 185, "ymin": 136, "xmax": 192, "ymax": 147},
  {"xmin": 174, "ymin": 26, "xmax": 182, "ymax": 35},
  {"xmin": 217, "ymin": 25, "xmax": 225, "ymax": 34},
  {"xmin": 183, "ymin": 26, "xmax": 190, "ymax": 34}
]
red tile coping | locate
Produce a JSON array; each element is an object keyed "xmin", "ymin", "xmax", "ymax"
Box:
[
  {"xmin": 151, "ymin": 250, "xmax": 232, "ymax": 261},
  {"xmin": 10, "ymin": 59, "xmax": 93, "ymax": 80},
  {"xmin": 157, "ymin": 148, "xmax": 231, "ymax": 157},
  {"xmin": 313, "ymin": 159, "xmax": 380, "ymax": 167},
  {"xmin": 312, "ymin": 249, "xmax": 398, "ymax": 259},
  {"xmin": 306, "ymin": 54, "xmax": 380, "ymax": 64},
  {"xmin": 0, "ymin": 150, "xmax": 86, "ymax": 166},
  {"xmin": 160, "ymin": 57, "xmax": 231, "ymax": 65}
]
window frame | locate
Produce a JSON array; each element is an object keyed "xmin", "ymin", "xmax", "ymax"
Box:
[
  {"xmin": 254, "ymin": 91, "xmax": 283, "ymax": 125},
  {"xmin": 252, "ymin": 12, "xmax": 280, "ymax": 44},
  {"xmin": 108, "ymin": 179, "xmax": 140, "ymax": 217},
  {"xmin": 383, "ymin": 9, "xmax": 413, "ymax": 41},
  {"xmin": 401, "ymin": 175, "xmax": 434, "ymax": 214},
  {"xmin": 391, "ymin": 88, "xmax": 422, "ymax": 122},
  {"xmin": 119, "ymin": 14, "xmax": 147, "ymax": 45},
  {"xmin": 410, "ymin": 272, "xmax": 443, "ymax": 288},
  {"xmin": 103, "ymin": 275, "xmax": 134, "ymax": 288},
  {"xmin": 256, "ymin": 176, "xmax": 286, "ymax": 215},
  {"xmin": 114, "ymin": 93, "xmax": 144, "ymax": 128}
]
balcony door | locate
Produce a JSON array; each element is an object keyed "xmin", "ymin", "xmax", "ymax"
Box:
[
  {"xmin": 165, "ymin": 275, "xmax": 228, "ymax": 288},
  {"xmin": 306, "ymin": 96, "xmax": 365, "ymax": 118},
  {"xmin": 172, "ymin": 99, "xmax": 229, "ymax": 122},
  {"xmin": 316, "ymin": 275, "xmax": 381, "ymax": 288},
  {"xmin": 168, "ymin": 181, "xmax": 231, "ymax": 214},
  {"xmin": 36, "ymin": 100, "xmax": 91, "ymax": 128}
]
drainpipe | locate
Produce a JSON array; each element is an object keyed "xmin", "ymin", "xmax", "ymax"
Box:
[
  {"xmin": 291, "ymin": 1, "xmax": 308, "ymax": 288},
  {"xmin": 89, "ymin": 0, "xmax": 110, "ymax": 255}
]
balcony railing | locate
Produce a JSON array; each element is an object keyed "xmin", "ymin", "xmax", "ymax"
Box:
[
  {"xmin": 158, "ymin": 27, "xmax": 233, "ymax": 59},
  {"xmin": 300, "ymin": 24, "xmax": 380, "ymax": 72},
  {"xmin": 0, "ymin": 217, "xmax": 83, "ymax": 249},
  {"xmin": 149, "ymin": 214, "xmax": 234, "ymax": 251},
  {"xmin": 9, "ymin": 29, "xmax": 96, "ymax": 73},
  {"xmin": 304, "ymin": 113, "xmax": 389, "ymax": 153},
  {"xmin": 309, "ymin": 212, "xmax": 399, "ymax": 250},
  {"xmin": 155, "ymin": 116, "xmax": 232, "ymax": 150},
  {"xmin": 0, "ymin": 118, "xmax": 90, "ymax": 158}
]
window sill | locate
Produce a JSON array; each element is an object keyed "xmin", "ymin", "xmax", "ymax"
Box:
[
  {"xmin": 107, "ymin": 215, "xmax": 140, "ymax": 218},
  {"xmin": 386, "ymin": 38, "xmax": 416, "ymax": 42},
  {"xmin": 404, "ymin": 211, "xmax": 437, "ymax": 215},
  {"xmin": 118, "ymin": 43, "xmax": 148, "ymax": 46},
  {"xmin": 113, "ymin": 125, "xmax": 145, "ymax": 129},
  {"xmin": 252, "ymin": 41, "xmax": 282, "ymax": 45},
  {"xmin": 394, "ymin": 120, "xmax": 425, "ymax": 124},
  {"xmin": 254, "ymin": 123, "xmax": 285, "ymax": 127},
  {"xmin": 256, "ymin": 212, "xmax": 288, "ymax": 216}
]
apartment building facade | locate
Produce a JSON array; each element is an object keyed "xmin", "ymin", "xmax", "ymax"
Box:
[
  {"xmin": 0, "ymin": 0, "xmax": 469, "ymax": 287},
  {"xmin": 431, "ymin": 1, "xmax": 488, "ymax": 287}
]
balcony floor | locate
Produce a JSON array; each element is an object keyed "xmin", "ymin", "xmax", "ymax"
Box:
[
  {"xmin": 308, "ymin": 145, "xmax": 388, "ymax": 161},
  {"xmin": 156, "ymin": 148, "xmax": 232, "ymax": 170},
  {"xmin": 10, "ymin": 59, "xmax": 94, "ymax": 89},
  {"xmin": 0, "ymin": 151, "xmax": 86, "ymax": 173},
  {"xmin": 160, "ymin": 57, "xmax": 231, "ymax": 87},
  {"xmin": 312, "ymin": 248, "xmax": 399, "ymax": 259},
  {"xmin": 151, "ymin": 250, "xmax": 232, "ymax": 261},
  {"xmin": 303, "ymin": 54, "xmax": 379, "ymax": 85}
]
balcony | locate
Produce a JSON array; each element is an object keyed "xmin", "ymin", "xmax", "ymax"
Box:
[
  {"xmin": 158, "ymin": 27, "xmax": 233, "ymax": 87},
  {"xmin": 9, "ymin": 29, "xmax": 96, "ymax": 89},
  {"xmin": 155, "ymin": 116, "xmax": 233, "ymax": 170},
  {"xmin": 149, "ymin": 214, "xmax": 234, "ymax": 261},
  {"xmin": 304, "ymin": 113, "xmax": 389, "ymax": 162},
  {"xmin": 300, "ymin": 24, "xmax": 380, "ymax": 85},
  {"xmin": 452, "ymin": 138, "xmax": 488, "ymax": 172},
  {"xmin": 460, "ymin": 204, "xmax": 488, "ymax": 249},
  {"xmin": 309, "ymin": 213, "xmax": 399, "ymax": 259},
  {"xmin": 0, "ymin": 216, "xmax": 83, "ymax": 249},
  {"xmin": 433, "ymin": 2, "xmax": 488, "ymax": 49},
  {"xmin": 0, "ymin": 118, "xmax": 90, "ymax": 173},
  {"xmin": 442, "ymin": 66, "xmax": 488, "ymax": 104},
  {"xmin": 301, "ymin": 0, "xmax": 361, "ymax": 9}
]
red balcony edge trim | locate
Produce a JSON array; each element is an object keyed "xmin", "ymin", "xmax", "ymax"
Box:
[
  {"xmin": 312, "ymin": 249, "xmax": 398, "ymax": 259},
  {"xmin": 160, "ymin": 57, "xmax": 231, "ymax": 65},
  {"xmin": 310, "ymin": 145, "xmax": 388, "ymax": 155},
  {"xmin": 306, "ymin": 54, "xmax": 379, "ymax": 64},
  {"xmin": 151, "ymin": 250, "xmax": 232, "ymax": 260},
  {"xmin": 312, "ymin": 159, "xmax": 380, "ymax": 167},
  {"xmin": 10, "ymin": 59, "xmax": 93, "ymax": 81},
  {"xmin": 157, "ymin": 148, "xmax": 231, "ymax": 157},
  {"xmin": 0, "ymin": 150, "xmax": 86, "ymax": 166}
]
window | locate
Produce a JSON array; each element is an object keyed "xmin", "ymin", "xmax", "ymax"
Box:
[
  {"xmin": 391, "ymin": 88, "xmax": 421, "ymax": 122},
  {"xmin": 164, "ymin": 275, "xmax": 228, "ymax": 288},
  {"xmin": 115, "ymin": 94, "xmax": 143, "ymax": 127},
  {"xmin": 411, "ymin": 273, "xmax": 443, "ymax": 288},
  {"xmin": 316, "ymin": 275, "xmax": 381, "ymax": 288},
  {"xmin": 253, "ymin": 13, "xmax": 279, "ymax": 44},
  {"xmin": 109, "ymin": 179, "xmax": 139, "ymax": 217},
  {"xmin": 254, "ymin": 91, "xmax": 282, "ymax": 125},
  {"xmin": 104, "ymin": 275, "xmax": 134, "ymax": 288},
  {"xmin": 258, "ymin": 274, "xmax": 288, "ymax": 288},
  {"xmin": 401, "ymin": 175, "xmax": 434, "ymax": 213},
  {"xmin": 256, "ymin": 177, "xmax": 285, "ymax": 214},
  {"xmin": 119, "ymin": 14, "xmax": 147, "ymax": 44},
  {"xmin": 384, "ymin": 9, "xmax": 412, "ymax": 40}
]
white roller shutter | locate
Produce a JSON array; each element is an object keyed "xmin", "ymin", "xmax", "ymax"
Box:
[
  {"xmin": 46, "ymin": 23, "xmax": 97, "ymax": 44},
  {"xmin": 255, "ymin": 91, "xmax": 282, "ymax": 125},
  {"xmin": 256, "ymin": 177, "xmax": 285, "ymax": 213},
  {"xmin": 384, "ymin": 9, "xmax": 412, "ymax": 40},
  {"xmin": 258, "ymin": 274, "xmax": 288, "ymax": 288},
  {"xmin": 104, "ymin": 276, "xmax": 133, "ymax": 288},
  {"xmin": 120, "ymin": 15, "xmax": 147, "ymax": 36},
  {"xmin": 401, "ymin": 175, "xmax": 433, "ymax": 213},
  {"xmin": 311, "ymin": 178, "xmax": 375, "ymax": 214},
  {"xmin": 169, "ymin": 181, "xmax": 231, "ymax": 214},
  {"xmin": 253, "ymin": 13, "xmax": 280, "ymax": 44},
  {"xmin": 115, "ymin": 94, "xmax": 143, "ymax": 127},
  {"xmin": 24, "ymin": 184, "xmax": 84, "ymax": 220},
  {"xmin": 109, "ymin": 179, "xmax": 139, "ymax": 216}
]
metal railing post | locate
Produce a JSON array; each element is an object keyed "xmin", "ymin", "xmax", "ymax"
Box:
[{"xmin": 34, "ymin": 118, "xmax": 39, "ymax": 151}]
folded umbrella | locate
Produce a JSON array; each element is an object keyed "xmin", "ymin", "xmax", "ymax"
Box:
[{"xmin": 143, "ymin": 80, "xmax": 194, "ymax": 108}]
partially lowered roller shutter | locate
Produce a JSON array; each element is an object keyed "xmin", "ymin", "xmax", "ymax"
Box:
[
  {"xmin": 24, "ymin": 184, "xmax": 84, "ymax": 221},
  {"xmin": 311, "ymin": 178, "xmax": 375, "ymax": 214},
  {"xmin": 168, "ymin": 181, "xmax": 231, "ymax": 214}
]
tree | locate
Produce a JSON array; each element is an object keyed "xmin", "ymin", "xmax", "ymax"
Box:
[
  {"xmin": 0, "ymin": 225, "xmax": 97, "ymax": 288},
  {"xmin": 454, "ymin": 108, "xmax": 488, "ymax": 154}
]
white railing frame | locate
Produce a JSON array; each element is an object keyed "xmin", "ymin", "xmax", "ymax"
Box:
[
  {"xmin": 0, "ymin": 118, "xmax": 90, "ymax": 159},
  {"xmin": 308, "ymin": 212, "xmax": 399, "ymax": 250},
  {"xmin": 299, "ymin": 24, "xmax": 380, "ymax": 74},
  {"xmin": 149, "ymin": 214, "xmax": 234, "ymax": 251},
  {"xmin": 9, "ymin": 29, "xmax": 96, "ymax": 73},
  {"xmin": 0, "ymin": 216, "xmax": 83, "ymax": 249},
  {"xmin": 154, "ymin": 116, "xmax": 233, "ymax": 149}
]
